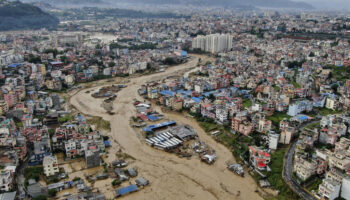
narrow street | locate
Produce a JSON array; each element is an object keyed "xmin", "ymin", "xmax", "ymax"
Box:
[{"xmin": 283, "ymin": 119, "xmax": 321, "ymax": 200}]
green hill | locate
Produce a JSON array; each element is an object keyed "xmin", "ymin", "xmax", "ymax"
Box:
[{"xmin": 0, "ymin": 0, "xmax": 59, "ymax": 31}]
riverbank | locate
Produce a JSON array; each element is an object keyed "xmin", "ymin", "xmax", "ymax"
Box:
[{"xmin": 69, "ymin": 54, "xmax": 263, "ymax": 200}]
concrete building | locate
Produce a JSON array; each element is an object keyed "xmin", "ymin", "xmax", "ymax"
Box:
[
  {"xmin": 85, "ymin": 149, "xmax": 100, "ymax": 168},
  {"xmin": 268, "ymin": 132, "xmax": 279, "ymax": 150},
  {"xmin": 293, "ymin": 156, "xmax": 317, "ymax": 181},
  {"xmin": 318, "ymin": 178, "xmax": 340, "ymax": 200},
  {"xmin": 192, "ymin": 34, "xmax": 233, "ymax": 53},
  {"xmin": 43, "ymin": 155, "xmax": 59, "ymax": 177},
  {"xmin": 279, "ymin": 127, "xmax": 294, "ymax": 144},
  {"xmin": 287, "ymin": 100, "xmax": 313, "ymax": 116},
  {"xmin": 0, "ymin": 170, "xmax": 13, "ymax": 192},
  {"xmin": 341, "ymin": 177, "xmax": 350, "ymax": 200}
]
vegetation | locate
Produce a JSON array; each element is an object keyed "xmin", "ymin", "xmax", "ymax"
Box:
[
  {"xmin": 58, "ymin": 114, "xmax": 74, "ymax": 123},
  {"xmin": 291, "ymin": 81, "xmax": 301, "ymax": 88},
  {"xmin": 325, "ymin": 65, "xmax": 350, "ymax": 82},
  {"xmin": 305, "ymin": 122, "xmax": 320, "ymax": 130},
  {"xmin": 32, "ymin": 196, "xmax": 47, "ymax": 200},
  {"xmin": 48, "ymin": 189, "xmax": 57, "ymax": 197},
  {"xmin": 24, "ymin": 166, "xmax": 43, "ymax": 187},
  {"xmin": 109, "ymin": 42, "xmax": 156, "ymax": 50},
  {"xmin": 87, "ymin": 116, "xmax": 111, "ymax": 131},
  {"xmin": 112, "ymin": 179, "xmax": 121, "ymax": 186},
  {"xmin": 72, "ymin": 177, "xmax": 81, "ymax": 182},
  {"xmin": 0, "ymin": 0, "xmax": 58, "ymax": 31},
  {"xmin": 267, "ymin": 112, "xmax": 291, "ymax": 128},
  {"xmin": 163, "ymin": 57, "xmax": 177, "ymax": 65},
  {"xmin": 315, "ymin": 108, "xmax": 342, "ymax": 116},
  {"xmin": 286, "ymin": 60, "xmax": 306, "ymax": 68},
  {"xmin": 267, "ymin": 148, "xmax": 299, "ymax": 200},
  {"xmin": 242, "ymin": 98, "xmax": 252, "ymax": 109},
  {"xmin": 306, "ymin": 177, "xmax": 322, "ymax": 192}
]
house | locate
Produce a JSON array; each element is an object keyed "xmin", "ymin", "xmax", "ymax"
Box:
[
  {"xmin": 326, "ymin": 97, "xmax": 338, "ymax": 111},
  {"xmin": 279, "ymin": 127, "xmax": 294, "ymax": 144},
  {"xmin": 43, "ymin": 155, "xmax": 59, "ymax": 177},
  {"xmin": 248, "ymin": 146, "xmax": 271, "ymax": 170},
  {"xmin": 215, "ymin": 108, "xmax": 228, "ymax": 123},
  {"xmin": 318, "ymin": 179, "xmax": 341, "ymax": 200},
  {"xmin": 341, "ymin": 177, "xmax": 350, "ymax": 200},
  {"xmin": 232, "ymin": 116, "xmax": 254, "ymax": 136},
  {"xmin": 135, "ymin": 177, "xmax": 149, "ymax": 187},
  {"xmin": 0, "ymin": 170, "xmax": 13, "ymax": 192},
  {"xmin": 27, "ymin": 179, "xmax": 48, "ymax": 198},
  {"xmin": 293, "ymin": 155, "xmax": 317, "ymax": 181},
  {"xmin": 85, "ymin": 149, "xmax": 100, "ymax": 168},
  {"xmin": 268, "ymin": 132, "xmax": 279, "ymax": 150},
  {"xmin": 114, "ymin": 184, "xmax": 138, "ymax": 197},
  {"xmin": 327, "ymin": 151, "xmax": 350, "ymax": 171},
  {"xmin": 0, "ymin": 191, "xmax": 16, "ymax": 200},
  {"xmin": 287, "ymin": 100, "xmax": 313, "ymax": 116},
  {"xmin": 258, "ymin": 118, "xmax": 272, "ymax": 133},
  {"xmin": 29, "ymin": 137, "xmax": 52, "ymax": 165}
]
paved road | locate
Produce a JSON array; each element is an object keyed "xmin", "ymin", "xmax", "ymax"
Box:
[
  {"xmin": 284, "ymin": 141, "xmax": 316, "ymax": 200},
  {"xmin": 283, "ymin": 117, "xmax": 321, "ymax": 200}
]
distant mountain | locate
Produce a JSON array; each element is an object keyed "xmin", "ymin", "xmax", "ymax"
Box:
[
  {"xmin": 112, "ymin": 0, "xmax": 313, "ymax": 9},
  {"xmin": 0, "ymin": 0, "xmax": 59, "ymax": 31}
]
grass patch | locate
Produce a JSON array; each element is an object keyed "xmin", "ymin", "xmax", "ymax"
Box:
[
  {"xmin": 58, "ymin": 114, "xmax": 74, "ymax": 123},
  {"xmin": 267, "ymin": 148, "xmax": 300, "ymax": 200},
  {"xmin": 199, "ymin": 121, "xmax": 218, "ymax": 132},
  {"xmin": 242, "ymin": 98, "xmax": 252, "ymax": 109},
  {"xmin": 306, "ymin": 177, "xmax": 322, "ymax": 192},
  {"xmin": 304, "ymin": 122, "xmax": 320, "ymax": 130},
  {"xmin": 315, "ymin": 108, "xmax": 342, "ymax": 116},
  {"xmin": 87, "ymin": 116, "xmax": 111, "ymax": 131},
  {"xmin": 267, "ymin": 112, "xmax": 291, "ymax": 128},
  {"xmin": 291, "ymin": 81, "xmax": 301, "ymax": 88}
]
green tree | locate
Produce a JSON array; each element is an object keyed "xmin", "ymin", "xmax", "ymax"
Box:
[{"xmin": 48, "ymin": 189, "xmax": 57, "ymax": 197}]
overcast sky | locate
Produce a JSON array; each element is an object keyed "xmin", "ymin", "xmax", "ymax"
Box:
[{"xmin": 294, "ymin": 0, "xmax": 350, "ymax": 10}]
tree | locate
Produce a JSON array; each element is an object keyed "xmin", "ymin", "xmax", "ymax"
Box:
[
  {"xmin": 108, "ymin": 62, "xmax": 116, "ymax": 68},
  {"xmin": 208, "ymin": 94, "xmax": 216, "ymax": 101},
  {"xmin": 33, "ymin": 196, "xmax": 47, "ymax": 200},
  {"xmin": 163, "ymin": 57, "xmax": 176, "ymax": 65},
  {"xmin": 48, "ymin": 189, "xmax": 57, "ymax": 197}
]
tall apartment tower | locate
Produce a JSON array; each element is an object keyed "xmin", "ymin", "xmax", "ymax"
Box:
[{"xmin": 192, "ymin": 34, "xmax": 233, "ymax": 53}]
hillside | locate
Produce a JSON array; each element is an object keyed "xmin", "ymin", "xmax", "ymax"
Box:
[
  {"xmin": 112, "ymin": 0, "xmax": 313, "ymax": 9},
  {"xmin": 0, "ymin": 0, "xmax": 59, "ymax": 31}
]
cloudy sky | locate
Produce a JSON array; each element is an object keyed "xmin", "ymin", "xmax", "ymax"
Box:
[{"xmin": 294, "ymin": 0, "xmax": 350, "ymax": 10}]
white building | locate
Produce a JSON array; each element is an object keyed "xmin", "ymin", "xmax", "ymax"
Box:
[
  {"xmin": 0, "ymin": 170, "xmax": 13, "ymax": 192},
  {"xmin": 268, "ymin": 132, "xmax": 279, "ymax": 150},
  {"xmin": 318, "ymin": 178, "xmax": 341, "ymax": 200},
  {"xmin": 341, "ymin": 177, "xmax": 350, "ymax": 200},
  {"xmin": 215, "ymin": 108, "xmax": 228, "ymax": 123},
  {"xmin": 192, "ymin": 34, "xmax": 233, "ymax": 53},
  {"xmin": 43, "ymin": 155, "xmax": 59, "ymax": 177},
  {"xmin": 287, "ymin": 100, "xmax": 313, "ymax": 116}
]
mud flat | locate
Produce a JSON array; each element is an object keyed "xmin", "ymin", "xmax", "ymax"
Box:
[{"xmin": 70, "ymin": 55, "xmax": 263, "ymax": 200}]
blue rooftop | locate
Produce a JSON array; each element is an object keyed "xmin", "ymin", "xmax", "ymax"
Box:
[
  {"xmin": 159, "ymin": 90, "xmax": 175, "ymax": 97},
  {"xmin": 117, "ymin": 184, "xmax": 138, "ymax": 196},
  {"xmin": 8, "ymin": 63, "xmax": 21, "ymax": 68},
  {"xmin": 143, "ymin": 121, "xmax": 176, "ymax": 132}
]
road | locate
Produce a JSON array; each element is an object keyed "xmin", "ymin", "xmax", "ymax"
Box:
[
  {"xmin": 283, "ymin": 120, "xmax": 320, "ymax": 200},
  {"xmin": 70, "ymin": 55, "xmax": 263, "ymax": 200}
]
